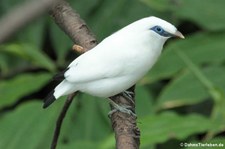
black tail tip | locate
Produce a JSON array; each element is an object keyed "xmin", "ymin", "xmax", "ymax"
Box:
[{"xmin": 43, "ymin": 91, "xmax": 56, "ymax": 109}]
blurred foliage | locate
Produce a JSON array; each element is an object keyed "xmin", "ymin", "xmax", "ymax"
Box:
[{"xmin": 0, "ymin": 0, "xmax": 225, "ymax": 149}]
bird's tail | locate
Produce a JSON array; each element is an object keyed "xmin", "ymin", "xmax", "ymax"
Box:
[
  {"xmin": 43, "ymin": 90, "xmax": 56, "ymax": 108},
  {"xmin": 43, "ymin": 80, "xmax": 77, "ymax": 108},
  {"xmin": 43, "ymin": 69, "xmax": 68, "ymax": 108}
]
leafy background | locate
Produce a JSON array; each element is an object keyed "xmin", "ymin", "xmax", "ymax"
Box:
[{"xmin": 0, "ymin": 0, "xmax": 225, "ymax": 149}]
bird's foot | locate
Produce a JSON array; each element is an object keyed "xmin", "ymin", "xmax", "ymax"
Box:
[
  {"xmin": 122, "ymin": 90, "xmax": 135, "ymax": 104},
  {"xmin": 108, "ymin": 99, "xmax": 136, "ymax": 118}
]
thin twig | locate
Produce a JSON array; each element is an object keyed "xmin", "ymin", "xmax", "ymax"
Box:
[{"xmin": 50, "ymin": 93, "xmax": 76, "ymax": 149}]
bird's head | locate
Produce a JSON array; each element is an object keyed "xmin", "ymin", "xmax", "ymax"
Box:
[
  {"xmin": 120, "ymin": 16, "xmax": 184, "ymax": 45},
  {"xmin": 148, "ymin": 16, "xmax": 184, "ymax": 40}
]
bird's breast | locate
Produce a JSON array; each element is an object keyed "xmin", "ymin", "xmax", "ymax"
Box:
[
  {"xmin": 78, "ymin": 75, "xmax": 135, "ymax": 97},
  {"xmin": 121, "ymin": 43, "xmax": 162, "ymax": 77}
]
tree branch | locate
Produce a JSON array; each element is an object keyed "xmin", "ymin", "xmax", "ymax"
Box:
[
  {"xmin": 0, "ymin": 0, "xmax": 60, "ymax": 43},
  {"xmin": 49, "ymin": 1, "xmax": 140, "ymax": 149},
  {"xmin": 110, "ymin": 86, "xmax": 140, "ymax": 149},
  {"xmin": 49, "ymin": 0, "xmax": 97, "ymax": 50},
  {"xmin": 50, "ymin": 93, "xmax": 76, "ymax": 149}
]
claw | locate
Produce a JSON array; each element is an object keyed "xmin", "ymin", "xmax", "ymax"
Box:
[
  {"xmin": 122, "ymin": 90, "xmax": 135, "ymax": 104},
  {"xmin": 108, "ymin": 99, "xmax": 137, "ymax": 118}
]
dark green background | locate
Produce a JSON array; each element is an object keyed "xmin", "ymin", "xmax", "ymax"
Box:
[{"xmin": 0, "ymin": 0, "xmax": 225, "ymax": 148}]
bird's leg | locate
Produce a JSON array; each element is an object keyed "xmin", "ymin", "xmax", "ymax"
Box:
[
  {"xmin": 108, "ymin": 98, "xmax": 136, "ymax": 118},
  {"xmin": 122, "ymin": 90, "xmax": 135, "ymax": 105}
]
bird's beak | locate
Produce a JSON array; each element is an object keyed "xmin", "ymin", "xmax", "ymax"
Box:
[{"xmin": 174, "ymin": 30, "xmax": 185, "ymax": 39}]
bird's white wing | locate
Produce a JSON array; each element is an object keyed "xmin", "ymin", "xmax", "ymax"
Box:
[{"xmin": 64, "ymin": 50, "xmax": 124, "ymax": 83}]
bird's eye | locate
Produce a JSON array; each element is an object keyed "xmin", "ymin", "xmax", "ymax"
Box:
[
  {"xmin": 150, "ymin": 26, "xmax": 164, "ymax": 33},
  {"xmin": 150, "ymin": 26, "xmax": 172, "ymax": 37},
  {"xmin": 150, "ymin": 26, "xmax": 168, "ymax": 36},
  {"xmin": 156, "ymin": 26, "xmax": 163, "ymax": 33}
]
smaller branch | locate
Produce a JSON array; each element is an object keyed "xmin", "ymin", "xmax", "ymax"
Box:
[
  {"xmin": 0, "ymin": 0, "xmax": 60, "ymax": 43},
  {"xmin": 51, "ymin": 93, "xmax": 76, "ymax": 149},
  {"xmin": 72, "ymin": 44, "xmax": 85, "ymax": 53}
]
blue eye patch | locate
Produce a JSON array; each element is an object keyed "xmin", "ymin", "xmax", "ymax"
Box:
[{"xmin": 150, "ymin": 26, "xmax": 173, "ymax": 37}]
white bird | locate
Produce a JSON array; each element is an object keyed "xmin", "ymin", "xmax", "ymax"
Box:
[{"xmin": 43, "ymin": 16, "xmax": 184, "ymax": 109}]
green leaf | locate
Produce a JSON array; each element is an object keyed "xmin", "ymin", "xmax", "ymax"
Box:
[
  {"xmin": 69, "ymin": 0, "xmax": 100, "ymax": 18},
  {"xmin": 156, "ymin": 66, "xmax": 225, "ymax": 110},
  {"xmin": 141, "ymin": 0, "xmax": 225, "ymax": 31},
  {"xmin": 0, "ymin": 50, "xmax": 30, "ymax": 76},
  {"xmin": 0, "ymin": 54, "xmax": 9, "ymax": 74},
  {"xmin": 16, "ymin": 18, "xmax": 46, "ymax": 48},
  {"xmin": 58, "ymin": 141, "xmax": 99, "ymax": 149},
  {"xmin": 0, "ymin": 102, "xmax": 60, "ymax": 149},
  {"xmin": 99, "ymin": 134, "xmax": 115, "ymax": 149},
  {"xmin": 136, "ymin": 85, "xmax": 154, "ymax": 116},
  {"xmin": 206, "ymin": 92, "xmax": 225, "ymax": 138},
  {"xmin": 140, "ymin": 0, "xmax": 176, "ymax": 12},
  {"xmin": 49, "ymin": 22, "xmax": 73, "ymax": 65},
  {"xmin": 0, "ymin": 43, "xmax": 56, "ymax": 71},
  {"xmin": 174, "ymin": 49, "xmax": 225, "ymax": 103},
  {"xmin": 0, "ymin": 73, "xmax": 51, "ymax": 107},
  {"xmin": 176, "ymin": 0, "xmax": 225, "ymax": 31},
  {"xmin": 88, "ymin": 0, "xmax": 158, "ymax": 40},
  {"xmin": 141, "ymin": 32, "xmax": 225, "ymax": 84},
  {"xmin": 140, "ymin": 112, "xmax": 213, "ymax": 148}
]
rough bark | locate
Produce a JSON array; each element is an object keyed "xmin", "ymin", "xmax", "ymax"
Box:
[
  {"xmin": 110, "ymin": 86, "xmax": 140, "ymax": 149},
  {"xmin": 49, "ymin": 0, "xmax": 97, "ymax": 51}
]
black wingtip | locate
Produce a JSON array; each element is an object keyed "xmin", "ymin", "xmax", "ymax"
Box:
[
  {"xmin": 53, "ymin": 68, "xmax": 69, "ymax": 81},
  {"xmin": 43, "ymin": 91, "xmax": 56, "ymax": 109}
]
